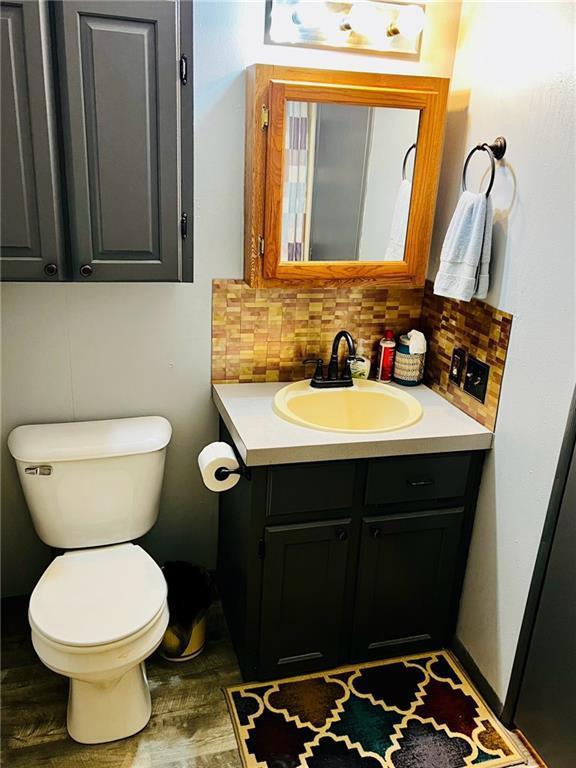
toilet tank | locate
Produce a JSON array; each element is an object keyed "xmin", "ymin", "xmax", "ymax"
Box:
[{"xmin": 7, "ymin": 417, "xmax": 172, "ymax": 549}]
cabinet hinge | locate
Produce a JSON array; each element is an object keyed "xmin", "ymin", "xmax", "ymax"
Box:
[
  {"xmin": 258, "ymin": 235, "xmax": 265, "ymax": 257},
  {"xmin": 261, "ymin": 104, "xmax": 269, "ymax": 129},
  {"xmin": 180, "ymin": 212, "xmax": 188, "ymax": 240},
  {"xmin": 179, "ymin": 55, "xmax": 188, "ymax": 85},
  {"xmin": 258, "ymin": 538, "xmax": 266, "ymax": 559}
]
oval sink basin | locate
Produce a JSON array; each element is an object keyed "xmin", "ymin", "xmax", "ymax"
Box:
[{"xmin": 274, "ymin": 379, "xmax": 423, "ymax": 433}]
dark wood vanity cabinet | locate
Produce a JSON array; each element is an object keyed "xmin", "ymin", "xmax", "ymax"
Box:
[
  {"xmin": 259, "ymin": 518, "xmax": 352, "ymax": 678},
  {"xmin": 217, "ymin": 422, "xmax": 485, "ymax": 681},
  {"xmin": 351, "ymin": 508, "xmax": 464, "ymax": 660}
]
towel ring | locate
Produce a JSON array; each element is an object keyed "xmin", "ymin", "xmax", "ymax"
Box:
[
  {"xmin": 402, "ymin": 143, "xmax": 416, "ymax": 181},
  {"xmin": 462, "ymin": 136, "xmax": 507, "ymax": 198}
]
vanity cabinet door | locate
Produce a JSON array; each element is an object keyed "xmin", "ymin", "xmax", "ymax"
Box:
[
  {"xmin": 259, "ymin": 519, "xmax": 351, "ymax": 679},
  {"xmin": 352, "ymin": 508, "xmax": 463, "ymax": 659},
  {"xmin": 55, "ymin": 0, "xmax": 189, "ymax": 282},
  {"xmin": 0, "ymin": 0, "xmax": 65, "ymax": 280}
]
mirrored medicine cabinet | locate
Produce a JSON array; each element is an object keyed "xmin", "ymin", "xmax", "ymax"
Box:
[{"xmin": 244, "ymin": 65, "xmax": 449, "ymax": 288}]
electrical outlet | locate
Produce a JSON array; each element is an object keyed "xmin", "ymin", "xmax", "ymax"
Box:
[
  {"xmin": 449, "ymin": 348, "xmax": 467, "ymax": 385},
  {"xmin": 463, "ymin": 357, "xmax": 490, "ymax": 403}
]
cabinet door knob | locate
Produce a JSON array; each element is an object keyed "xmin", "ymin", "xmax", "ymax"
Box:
[
  {"xmin": 336, "ymin": 527, "xmax": 348, "ymax": 541},
  {"xmin": 79, "ymin": 264, "xmax": 93, "ymax": 277},
  {"xmin": 44, "ymin": 263, "xmax": 58, "ymax": 277},
  {"xmin": 371, "ymin": 527, "xmax": 381, "ymax": 539}
]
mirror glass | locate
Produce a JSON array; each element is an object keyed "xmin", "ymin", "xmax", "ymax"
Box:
[{"xmin": 280, "ymin": 101, "xmax": 420, "ymax": 263}]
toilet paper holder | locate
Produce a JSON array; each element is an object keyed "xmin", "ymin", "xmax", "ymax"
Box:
[{"xmin": 214, "ymin": 464, "xmax": 251, "ymax": 482}]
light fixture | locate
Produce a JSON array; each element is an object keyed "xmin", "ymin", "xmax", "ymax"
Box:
[{"xmin": 265, "ymin": 1, "xmax": 426, "ymax": 56}]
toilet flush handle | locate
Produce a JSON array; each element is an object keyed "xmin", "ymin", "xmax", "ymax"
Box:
[{"xmin": 24, "ymin": 465, "xmax": 52, "ymax": 476}]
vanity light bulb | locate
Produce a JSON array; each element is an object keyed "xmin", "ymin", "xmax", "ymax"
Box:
[
  {"xmin": 293, "ymin": 1, "xmax": 334, "ymax": 31},
  {"xmin": 323, "ymin": 22, "xmax": 351, "ymax": 45},
  {"xmin": 396, "ymin": 5, "xmax": 425, "ymax": 39},
  {"xmin": 347, "ymin": 1, "xmax": 383, "ymax": 39},
  {"xmin": 269, "ymin": 2, "xmax": 300, "ymax": 43}
]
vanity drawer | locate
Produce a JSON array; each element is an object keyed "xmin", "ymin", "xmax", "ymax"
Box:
[
  {"xmin": 267, "ymin": 462, "xmax": 355, "ymax": 517},
  {"xmin": 365, "ymin": 453, "xmax": 472, "ymax": 507}
]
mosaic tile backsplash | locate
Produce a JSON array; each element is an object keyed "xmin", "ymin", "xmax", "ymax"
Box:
[
  {"xmin": 212, "ymin": 281, "xmax": 423, "ymax": 384},
  {"xmin": 212, "ymin": 279, "xmax": 512, "ymax": 431},
  {"xmin": 421, "ymin": 281, "xmax": 512, "ymax": 431}
]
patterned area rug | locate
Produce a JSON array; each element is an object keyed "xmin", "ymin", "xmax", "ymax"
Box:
[{"xmin": 225, "ymin": 651, "xmax": 524, "ymax": 768}]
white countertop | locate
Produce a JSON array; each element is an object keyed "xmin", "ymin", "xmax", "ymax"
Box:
[{"xmin": 212, "ymin": 381, "xmax": 493, "ymax": 466}]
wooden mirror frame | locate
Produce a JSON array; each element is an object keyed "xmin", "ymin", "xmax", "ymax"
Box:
[{"xmin": 244, "ymin": 65, "xmax": 449, "ymax": 288}]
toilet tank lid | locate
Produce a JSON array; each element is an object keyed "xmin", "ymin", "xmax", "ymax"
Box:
[{"xmin": 7, "ymin": 416, "xmax": 172, "ymax": 462}]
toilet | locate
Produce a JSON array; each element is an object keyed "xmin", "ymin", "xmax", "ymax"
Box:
[{"xmin": 7, "ymin": 416, "xmax": 172, "ymax": 744}]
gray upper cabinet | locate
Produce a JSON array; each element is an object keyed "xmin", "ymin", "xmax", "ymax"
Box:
[
  {"xmin": 1, "ymin": 0, "xmax": 192, "ymax": 283},
  {"xmin": 0, "ymin": 0, "xmax": 65, "ymax": 280},
  {"xmin": 56, "ymin": 0, "xmax": 184, "ymax": 281}
]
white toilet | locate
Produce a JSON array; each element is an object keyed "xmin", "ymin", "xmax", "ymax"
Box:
[{"xmin": 7, "ymin": 416, "xmax": 172, "ymax": 744}]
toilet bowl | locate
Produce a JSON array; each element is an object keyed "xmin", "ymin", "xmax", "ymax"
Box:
[
  {"xmin": 29, "ymin": 543, "xmax": 169, "ymax": 744},
  {"xmin": 7, "ymin": 416, "xmax": 173, "ymax": 744}
]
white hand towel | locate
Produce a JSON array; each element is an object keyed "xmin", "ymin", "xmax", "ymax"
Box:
[
  {"xmin": 434, "ymin": 191, "xmax": 493, "ymax": 302},
  {"xmin": 384, "ymin": 179, "xmax": 412, "ymax": 261},
  {"xmin": 473, "ymin": 196, "xmax": 493, "ymax": 299},
  {"xmin": 407, "ymin": 329, "xmax": 427, "ymax": 354}
]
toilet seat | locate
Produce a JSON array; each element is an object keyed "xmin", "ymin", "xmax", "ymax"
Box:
[{"xmin": 29, "ymin": 543, "xmax": 167, "ymax": 648}]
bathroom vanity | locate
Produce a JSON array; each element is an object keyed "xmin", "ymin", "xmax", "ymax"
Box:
[{"xmin": 212, "ymin": 382, "xmax": 491, "ymax": 681}]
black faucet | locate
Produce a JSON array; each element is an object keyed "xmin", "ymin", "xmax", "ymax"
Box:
[{"xmin": 303, "ymin": 330, "xmax": 357, "ymax": 389}]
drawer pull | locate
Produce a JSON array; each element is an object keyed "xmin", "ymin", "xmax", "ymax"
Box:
[
  {"xmin": 407, "ymin": 478, "xmax": 435, "ymax": 487},
  {"xmin": 336, "ymin": 527, "xmax": 348, "ymax": 541},
  {"xmin": 371, "ymin": 527, "xmax": 382, "ymax": 539}
]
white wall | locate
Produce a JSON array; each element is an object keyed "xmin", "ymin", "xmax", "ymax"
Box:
[
  {"xmin": 0, "ymin": 0, "xmax": 462, "ymax": 597},
  {"xmin": 429, "ymin": 1, "xmax": 576, "ymax": 701}
]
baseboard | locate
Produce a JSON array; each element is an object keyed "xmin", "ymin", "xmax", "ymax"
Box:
[
  {"xmin": 450, "ymin": 636, "xmax": 503, "ymax": 717},
  {"xmin": 514, "ymin": 729, "xmax": 549, "ymax": 768}
]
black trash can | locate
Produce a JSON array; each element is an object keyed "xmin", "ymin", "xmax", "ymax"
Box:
[{"xmin": 159, "ymin": 562, "xmax": 213, "ymax": 662}]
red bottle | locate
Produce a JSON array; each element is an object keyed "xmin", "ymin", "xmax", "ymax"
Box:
[{"xmin": 377, "ymin": 330, "xmax": 396, "ymax": 382}]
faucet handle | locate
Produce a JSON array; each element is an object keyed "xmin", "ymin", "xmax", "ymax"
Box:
[
  {"xmin": 342, "ymin": 356, "xmax": 355, "ymax": 381},
  {"xmin": 303, "ymin": 357, "xmax": 324, "ymax": 382}
]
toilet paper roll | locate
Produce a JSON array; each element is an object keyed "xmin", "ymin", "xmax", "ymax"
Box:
[{"xmin": 198, "ymin": 442, "xmax": 240, "ymax": 492}]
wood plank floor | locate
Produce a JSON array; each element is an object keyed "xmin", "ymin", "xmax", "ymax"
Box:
[
  {"xmin": 1, "ymin": 597, "xmax": 243, "ymax": 768},
  {"xmin": 1, "ymin": 597, "xmax": 544, "ymax": 768}
]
